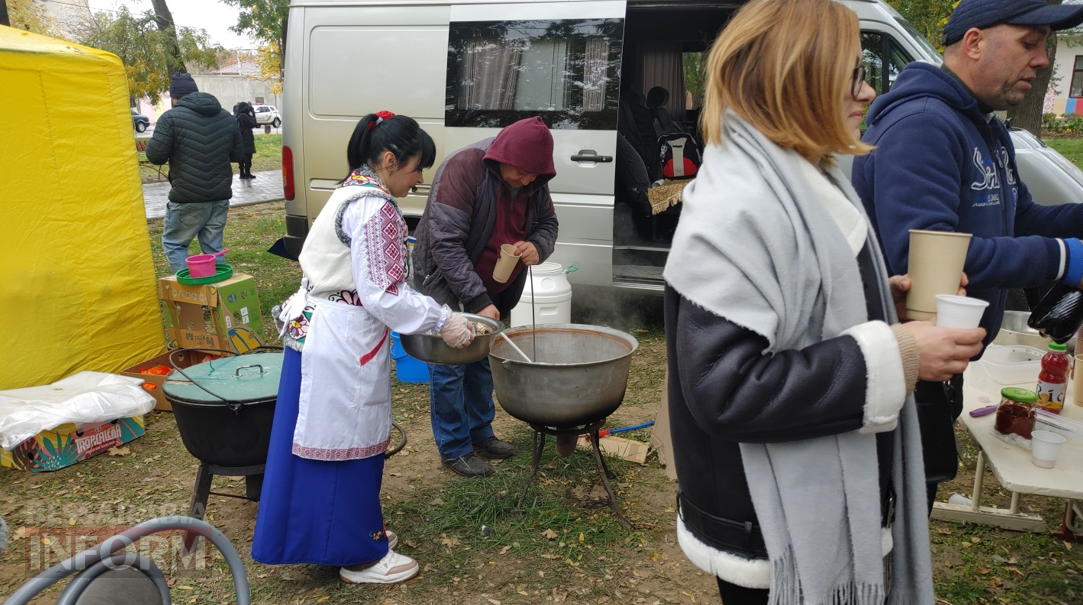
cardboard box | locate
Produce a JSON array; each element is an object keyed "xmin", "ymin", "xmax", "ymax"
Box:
[
  {"xmin": 119, "ymin": 350, "xmax": 213, "ymax": 412},
  {"xmin": 1, "ymin": 416, "xmax": 145, "ymax": 472},
  {"xmin": 158, "ymin": 274, "xmax": 264, "ymax": 353}
]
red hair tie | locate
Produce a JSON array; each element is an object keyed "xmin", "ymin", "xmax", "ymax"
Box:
[{"xmin": 368, "ymin": 110, "xmax": 396, "ymax": 131}]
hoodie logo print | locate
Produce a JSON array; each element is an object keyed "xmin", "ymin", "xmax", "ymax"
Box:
[{"xmin": 970, "ymin": 148, "xmax": 1001, "ymax": 191}]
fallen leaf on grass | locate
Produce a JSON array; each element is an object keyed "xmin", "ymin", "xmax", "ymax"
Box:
[
  {"xmin": 108, "ymin": 446, "xmax": 130, "ymax": 457},
  {"xmin": 977, "ymin": 567, "xmax": 990, "ymax": 575},
  {"xmin": 388, "ymin": 472, "xmax": 401, "ymax": 477},
  {"xmin": 1065, "ymin": 541, "xmax": 1073, "ymax": 550},
  {"xmin": 990, "ymin": 577, "xmax": 1003, "ymax": 588},
  {"xmin": 487, "ymin": 599, "xmax": 501, "ymax": 605},
  {"xmin": 541, "ymin": 529, "xmax": 559, "ymax": 540},
  {"xmin": 499, "ymin": 545, "xmax": 512, "ymax": 555},
  {"xmin": 944, "ymin": 561, "xmax": 953, "ymax": 569},
  {"xmin": 12, "ymin": 527, "xmax": 26, "ymax": 541},
  {"xmin": 440, "ymin": 536, "xmax": 461, "ymax": 548},
  {"xmin": 318, "ymin": 597, "xmax": 330, "ymax": 603},
  {"xmin": 538, "ymin": 570, "xmax": 545, "ymax": 578}
]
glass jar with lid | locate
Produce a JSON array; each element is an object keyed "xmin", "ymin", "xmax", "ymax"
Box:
[{"xmin": 994, "ymin": 387, "xmax": 1038, "ymax": 440}]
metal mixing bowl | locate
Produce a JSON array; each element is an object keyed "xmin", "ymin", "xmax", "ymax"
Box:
[{"xmin": 398, "ymin": 313, "xmax": 503, "ymax": 365}]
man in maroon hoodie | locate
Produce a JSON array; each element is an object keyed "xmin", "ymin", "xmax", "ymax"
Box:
[{"xmin": 412, "ymin": 117, "xmax": 560, "ymax": 477}]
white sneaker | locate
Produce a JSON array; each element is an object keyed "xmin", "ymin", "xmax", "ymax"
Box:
[
  {"xmin": 339, "ymin": 550, "xmax": 419, "ymax": 584},
  {"xmin": 386, "ymin": 529, "xmax": 398, "ymax": 550}
]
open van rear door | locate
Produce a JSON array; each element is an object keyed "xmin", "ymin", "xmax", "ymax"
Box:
[{"xmin": 444, "ymin": 1, "xmax": 627, "ymax": 287}]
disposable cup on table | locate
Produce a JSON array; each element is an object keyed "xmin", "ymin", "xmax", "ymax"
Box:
[
  {"xmin": 1031, "ymin": 430, "xmax": 1067, "ymax": 468},
  {"xmin": 935, "ymin": 294, "xmax": 989, "ymax": 329},
  {"xmin": 1074, "ymin": 353, "xmax": 1083, "ymax": 407},
  {"xmin": 493, "ymin": 244, "xmax": 521, "ymax": 284},
  {"xmin": 907, "ymin": 230, "xmax": 972, "ymax": 321}
]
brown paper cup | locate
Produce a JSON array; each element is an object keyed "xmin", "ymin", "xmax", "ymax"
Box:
[
  {"xmin": 493, "ymin": 244, "xmax": 521, "ymax": 284},
  {"xmin": 1073, "ymin": 354, "xmax": 1083, "ymax": 407},
  {"xmin": 906, "ymin": 230, "xmax": 972, "ymax": 321}
]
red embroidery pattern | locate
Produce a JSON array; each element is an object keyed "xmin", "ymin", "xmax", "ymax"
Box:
[
  {"xmin": 291, "ymin": 437, "xmax": 391, "ymax": 461},
  {"xmin": 359, "ymin": 328, "xmax": 389, "ymax": 367},
  {"xmin": 364, "ymin": 202, "xmax": 408, "ymax": 296}
]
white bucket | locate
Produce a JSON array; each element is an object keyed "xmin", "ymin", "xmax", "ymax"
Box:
[{"xmin": 510, "ymin": 262, "xmax": 572, "ymax": 328}]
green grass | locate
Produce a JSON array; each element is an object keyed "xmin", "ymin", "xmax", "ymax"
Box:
[
  {"xmin": 136, "ymin": 133, "xmax": 282, "ymax": 184},
  {"xmin": 1046, "ymin": 137, "xmax": 1083, "ymax": 171}
]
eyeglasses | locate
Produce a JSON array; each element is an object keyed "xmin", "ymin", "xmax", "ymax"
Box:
[{"xmin": 851, "ymin": 65, "xmax": 867, "ymax": 98}]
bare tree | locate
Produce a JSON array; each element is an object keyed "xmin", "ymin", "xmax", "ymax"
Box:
[{"xmin": 149, "ymin": 0, "xmax": 187, "ymax": 74}]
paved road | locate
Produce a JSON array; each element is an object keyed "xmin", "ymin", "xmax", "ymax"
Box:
[{"xmin": 142, "ymin": 170, "xmax": 284, "ymax": 220}]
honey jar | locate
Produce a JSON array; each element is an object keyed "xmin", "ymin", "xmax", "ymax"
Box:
[{"xmin": 994, "ymin": 387, "xmax": 1038, "ymax": 440}]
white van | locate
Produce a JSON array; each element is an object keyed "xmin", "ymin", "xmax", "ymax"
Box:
[{"xmin": 279, "ymin": 0, "xmax": 1083, "ymax": 293}]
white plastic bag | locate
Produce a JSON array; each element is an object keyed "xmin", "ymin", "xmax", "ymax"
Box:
[{"xmin": 0, "ymin": 372, "xmax": 155, "ymax": 449}]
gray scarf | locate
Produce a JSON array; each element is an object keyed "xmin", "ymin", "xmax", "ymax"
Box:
[{"xmin": 665, "ymin": 113, "xmax": 933, "ymax": 605}]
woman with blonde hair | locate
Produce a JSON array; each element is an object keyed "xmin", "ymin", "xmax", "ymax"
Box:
[{"xmin": 662, "ymin": 0, "xmax": 985, "ymax": 602}]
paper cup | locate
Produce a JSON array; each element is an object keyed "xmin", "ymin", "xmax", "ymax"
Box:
[
  {"xmin": 1031, "ymin": 430, "xmax": 1066, "ymax": 468},
  {"xmin": 935, "ymin": 294, "xmax": 989, "ymax": 329},
  {"xmin": 907, "ymin": 230, "xmax": 972, "ymax": 321},
  {"xmin": 1075, "ymin": 354, "xmax": 1083, "ymax": 407},
  {"xmin": 493, "ymin": 244, "xmax": 521, "ymax": 284}
]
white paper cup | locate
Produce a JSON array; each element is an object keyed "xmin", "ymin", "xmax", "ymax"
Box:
[
  {"xmin": 907, "ymin": 230, "xmax": 972, "ymax": 321},
  {"xmin": 935, "ymin": 294, "xmax": 989, "ymax": 329},
  {"xmin": 493, "ymin": 243, "xmax": 521, "ymax": 284},
  {"xmin": 1031, "ymin": 430, "xmax": 1066, "ymax": 468}
]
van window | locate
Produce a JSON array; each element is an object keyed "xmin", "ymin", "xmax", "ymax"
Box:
[
  {"xmin": 446, "ymin": 19, "xmax": 623, "ymax": 129},
  {"xmin": 861, "ymin": 32, "xmax": 911, "ymax": 96}
]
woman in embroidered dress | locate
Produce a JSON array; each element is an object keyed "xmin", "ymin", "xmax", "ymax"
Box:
[
  {"xmin": 252, "ymin": 112, "xmax": 474, "ymax": 584},
  {"xmin": 663, "ymin": 1, "xmax": 987, "ymax": 603}
]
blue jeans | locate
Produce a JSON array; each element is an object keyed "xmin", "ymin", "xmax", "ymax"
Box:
[
  {"xmin": 428, "ymin": 358, "xmax": 497, "ymax": 460},
  {"xmin": 162, "ymin": 200, "xmax": 230, "ymax": 273}
]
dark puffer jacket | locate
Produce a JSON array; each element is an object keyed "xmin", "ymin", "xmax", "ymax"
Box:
[{"xmin": 146, "ymin": 92, "xmax": 243, "ymax": 204}]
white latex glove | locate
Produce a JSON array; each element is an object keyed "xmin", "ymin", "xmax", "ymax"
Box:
[{"xmin": 440, "ymin": 312, "xmax": 475, "ymax": 349}]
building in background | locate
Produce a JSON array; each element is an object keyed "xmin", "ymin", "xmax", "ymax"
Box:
[{"xmin": 192, "ymin": 51, "xmax": 283, "ymax": 124}]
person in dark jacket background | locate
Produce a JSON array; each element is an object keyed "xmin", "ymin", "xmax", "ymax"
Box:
[
  {"xmin": 234, "ymin": 102, "xmax": 258, "ymax": 180},
  {"xmin": 852, "ymin": 0, "xmax": 1083, "ymax": 510},
  {"xmin": 411, "ymin": 116, "xmax": 559, "ymax": 478},
  {"xmin": 146, "ymin": 73, "xmax": 243, "ymax": 273}
]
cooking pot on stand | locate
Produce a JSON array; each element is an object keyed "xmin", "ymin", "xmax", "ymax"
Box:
[
  {"xmin": 489, "ymin": 324, "xmax": 638, "ymax": 427},
  {"xmin": 489, "ymin": 324, "xmax": 638, "ymax": 528}
]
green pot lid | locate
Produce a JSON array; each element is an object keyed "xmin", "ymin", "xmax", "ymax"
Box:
[
  {"xmin": 176, "ymin": 264, "xmax": 233, "ymax": 285},
  {"xmin": 1000, "ymin": 387, "xmax": 1038, "ymax": 404},
  {"xmin": 1049, "ymin": 343, "xmax": 1067, "ymax": 352},
  {"xmin": 163, "ymin": 352, "xmax": 281, "ymax": 404}
]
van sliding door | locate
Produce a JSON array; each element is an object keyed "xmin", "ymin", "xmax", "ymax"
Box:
[{"xmin": 446, "ymin": 1, "xmax": 626, "ymax": 288}]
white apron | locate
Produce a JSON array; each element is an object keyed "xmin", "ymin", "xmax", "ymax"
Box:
[{"xmin": 292, "ymin": 297, "xmax": 392, "ymax": 460}]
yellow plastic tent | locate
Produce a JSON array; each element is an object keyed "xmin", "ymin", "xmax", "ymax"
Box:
[{"xmin": 0, "ymin": 26, "xmax": 164, "ymax": 390}]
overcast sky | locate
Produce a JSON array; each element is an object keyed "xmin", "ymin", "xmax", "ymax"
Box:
[{"xmin": 84, "ymin": 0, "xmax": 257, "ymax": 49}]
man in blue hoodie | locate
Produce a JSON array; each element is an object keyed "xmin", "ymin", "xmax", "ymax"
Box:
[{"xmin": 853, "ymin": 0, "xmax": 1083, "ymax": 510}]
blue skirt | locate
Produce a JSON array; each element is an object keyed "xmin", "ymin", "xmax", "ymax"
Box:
[{"xmin": 251, "ymin": 347, "xmax": 390, "ymax": 566}]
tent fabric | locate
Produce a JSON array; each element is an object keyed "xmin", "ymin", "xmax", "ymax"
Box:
[{"xmin": 0, "ymin": 26, "xmax": 164, "ymax": 390}]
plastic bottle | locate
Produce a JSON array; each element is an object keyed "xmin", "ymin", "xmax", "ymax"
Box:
[{"xmin": 1036, "ymin": 342, "xmax": 1069, "ymax": 414}]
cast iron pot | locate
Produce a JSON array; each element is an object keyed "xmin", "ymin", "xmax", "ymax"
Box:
[{"xmin": 163, "ymin": 349, "xmax": 281, "ymax": 468}]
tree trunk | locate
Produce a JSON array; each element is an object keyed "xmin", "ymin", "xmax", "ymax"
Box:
[
  {"xmin": 0, "ymin": 1, "xmax": 10, "ymax": 28},
  {"xmin": 149, "ymin": 0, "xmax": 187, "ymax": 74},
  {"xmin": 1006, "ymin": 0, "xmax": 1062, "ymax": 139}
]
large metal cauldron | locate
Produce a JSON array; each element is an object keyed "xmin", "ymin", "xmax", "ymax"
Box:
[
  {"xmin": 489, "ymin": 324, "xmax": 638, "ymax": 427},
  {"xmin": 163, "ymin": 350, "xmax": 280, "ymax": 468}
]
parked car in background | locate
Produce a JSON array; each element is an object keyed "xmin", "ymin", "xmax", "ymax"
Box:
[
  {"xmin": 253, "ymin": 105, "xmax": 281, "ymax": 128},
  {"xmin": 131, "ymin": 107, "xmax": 149, "ymax": 133}
]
